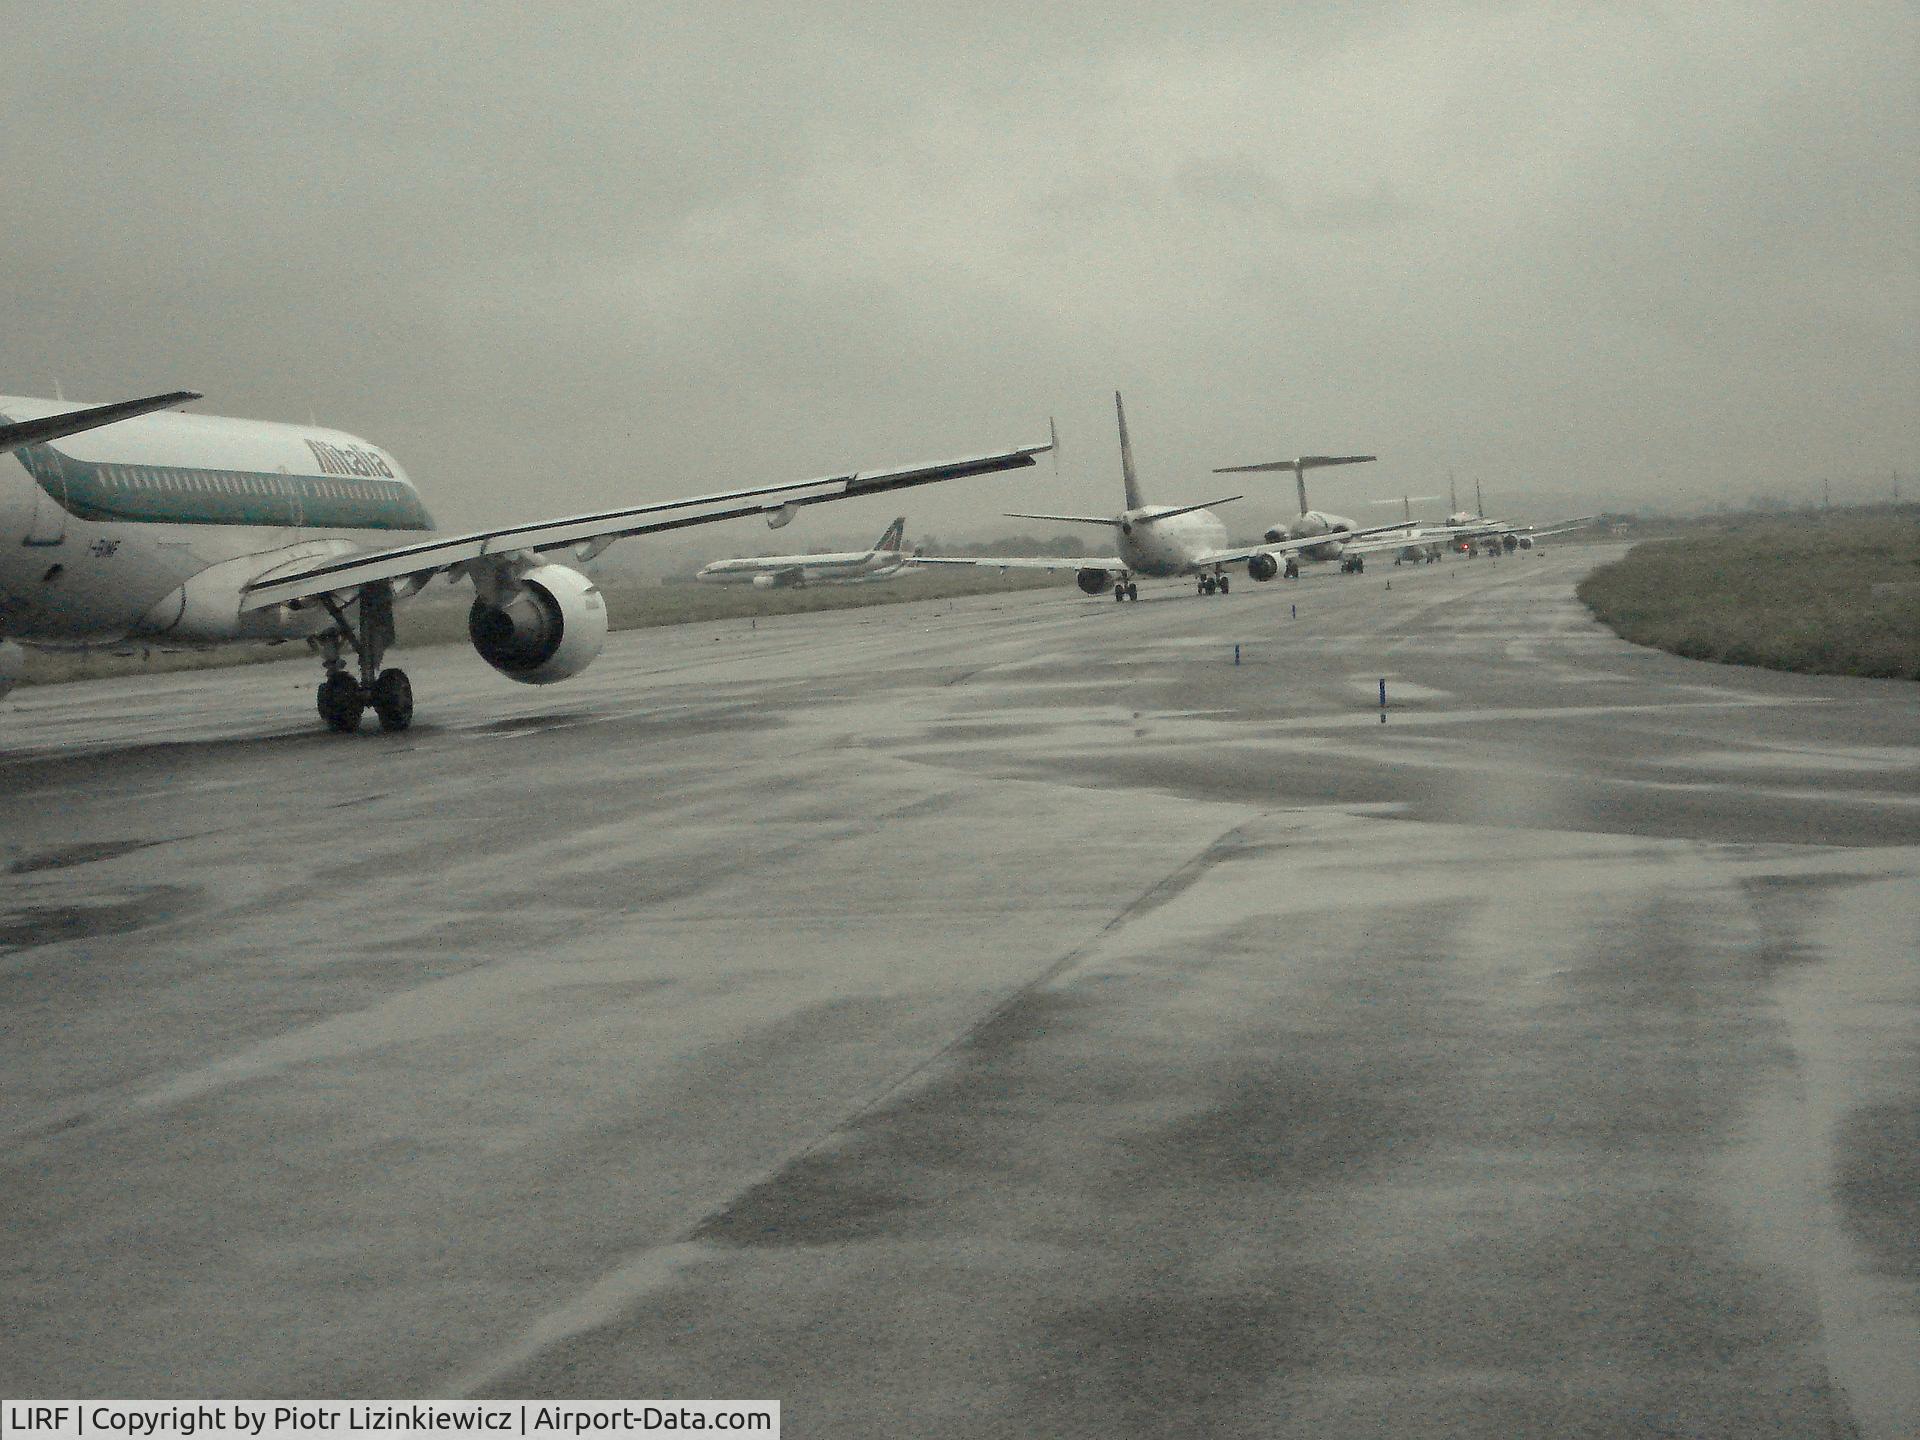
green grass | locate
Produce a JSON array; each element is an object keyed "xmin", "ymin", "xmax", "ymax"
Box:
[
  {"xmin": 14, "ymin": 569, "xmax": 1062, "ymax": 686},
  {"xmin": 1577, "ymin": 508, "xmax": 1920, "ymax": 680}
]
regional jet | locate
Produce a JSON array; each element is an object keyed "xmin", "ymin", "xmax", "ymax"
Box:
[
  {"xmin": 909, "ymin": 393, "xmax": 1416, "ymax": 598},
  {"xmin": 0, "ymin": 392, "xmax": 1049, "ymax": 730},
  {"xmin": 695, "ymin": 516, "xmax": 919, "ymax": 588},
  {"xmin": 1211, "ymin": 451, "xmax": 1410, "ymax": 575}
]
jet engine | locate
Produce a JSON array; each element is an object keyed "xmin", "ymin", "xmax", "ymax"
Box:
[
  {"xmin": 1262, "ymin": 527, "xmax": 1286, "ymax": 544},
  {"xmin": 0, "ymin": 640, "xmax": 24, "ymax": 701},
  {"xmin": 1075, "ymin": 568, "xmax": 1111, "ymax": 596},
  {"xmin": 1247, "ymin": 553, "xmax": 1279, "ymax": 582},
  {"xmin": 751, "ymin": 572, "xmax": 800, "ymax": 590},
  {"xmin": 468, "ymin": 564, "xmax": 607, "ymax": 684}
]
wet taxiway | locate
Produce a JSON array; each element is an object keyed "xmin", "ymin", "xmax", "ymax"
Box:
[{"xmin": 3, "ymin": 547, "xmax": 1916, "ymax": 1437}]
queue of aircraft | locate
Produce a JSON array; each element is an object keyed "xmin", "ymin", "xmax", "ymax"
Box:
[{"xmin": 1, "ymin": 387, "xmax": 1584, "ymax": 732}]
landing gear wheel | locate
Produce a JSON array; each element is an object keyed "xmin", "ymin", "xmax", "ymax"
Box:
[
  {"xmin": 318, "ymin": 672, "xmax": 364, "ymax": 733},
  {"xmin": 1114, "ymin": 582, "xmax": 1127, "ymax": 601},
  {"xmin": 1126, "ymin": 583, "xmax": 1138, "ymax": 601},
  {"xmin": 1201, "ymin": 577, "xmax": 1217, "ymax": 595},
  {"xmin": 1353, "ymin": 556, "xmax": 1364, "ymax": 574},
  {"xmin": 1217, "ymin": 575, "xmax": 1229, "ymax": 594},
  {"xmin": 370, "ymin": 668, "xmax": 413, "ymax": 732}
]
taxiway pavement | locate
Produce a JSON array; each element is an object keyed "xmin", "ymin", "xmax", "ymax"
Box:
[{"xmin": 3, "ymin": 547, "xmax": 1915, "ymax": 1437}]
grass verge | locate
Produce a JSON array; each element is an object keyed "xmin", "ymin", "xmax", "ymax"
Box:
[{"xmin": 1576, "ymin": 509, "xmax": 1920, "ymax": 680}]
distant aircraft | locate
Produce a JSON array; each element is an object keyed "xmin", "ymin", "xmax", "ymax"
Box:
[
  {"xmin": 1444, "ymin": 480, "xmax": 1594, "ymax": 554},
  {"xmin": 909, "ymin": 393, "xmax": 1415, "ymax": 598},
  {"xmin": 695, "ymin": 516, "xmax": 919, "ymax": 588},
  {"xmin": 1369, "ymin": 495, "xmax": 1450, "ymax": 563},
  {"xmin": 0, "ymin": 392, "xmax": 1049, "ymax": 728},
  {"xmin": 1210, "ymin": 451, "xmax": 1396, "ymax": 573}
]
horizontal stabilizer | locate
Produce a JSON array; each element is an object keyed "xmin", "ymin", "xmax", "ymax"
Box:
[
  {"xmin": 1004, "ymin": 511, "xmax": 1124, "ymax": 527},
  {"xmin": 1135, "ymin": 495, "xmax": 1241, "ymax": 524},
  {"xmin": 1212, "ymin": 455, "xmax": 1375, "ymax": 474},
  {"xmin": 1, "ymin": 390, "xmax": 201, "ymax": 455}
]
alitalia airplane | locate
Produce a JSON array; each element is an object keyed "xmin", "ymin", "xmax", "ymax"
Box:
[
  {"xmin": 909, "ymin": 393, "xmax": 1419, "ymax": 597},
  {"xmin": 0, "ymin": 391, "xmax": 1049, "ymax": 731},
  {"xmin": 695, "ymin": 515, "xmax": 918, "ymax": 588}
]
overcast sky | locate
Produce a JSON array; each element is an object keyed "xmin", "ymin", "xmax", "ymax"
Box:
[{"xmin": 5, "ymin": 2, "xmax": 1915, "ymax": 536}]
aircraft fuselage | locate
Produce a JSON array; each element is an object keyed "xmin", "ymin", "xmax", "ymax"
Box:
[
  {"xmin": 1117, "ymin": 505, "xmax": 1232, "ymax": 576},
  {"xmin": 0, "ymin": 395, "xmax": 433, "ymax": 646},
  {"xmin": 1261, "ymin": 508, "xmax": 1359, "ymax": 561}
]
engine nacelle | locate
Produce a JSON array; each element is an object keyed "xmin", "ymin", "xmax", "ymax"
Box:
[
  {"xmin": 1075, "ymin": 567, "xmax": 1112, "ymax": 596},
  {"xmin": 468, "ymin": 564, "xmax": 607, "ymax": 685},
  {"xmin": 1247, "ymin": 553, "xmax": 1279, "ymax": 582},
  {"xmin": 0, "ymin": 640, "xmax": 25, "ymax": 701},
  {"xmin": 752, "ymin": 571, "xmax": 801, "ymax": 590},
  {"xmin": 1263, "ymin": 527, "xmax": 1286, "ymax": 544}
]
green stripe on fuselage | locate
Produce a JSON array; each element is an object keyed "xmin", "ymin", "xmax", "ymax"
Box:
[{"xmin": 7, "ymin": 432, "xmax": 434, "ymax": 532}]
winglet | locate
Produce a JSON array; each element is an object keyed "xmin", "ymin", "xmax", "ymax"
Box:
[{"xmin": 0, "ymin": 390, "xmax": 202, "ymax": 456}]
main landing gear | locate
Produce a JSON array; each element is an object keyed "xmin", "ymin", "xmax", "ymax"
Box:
[
  {"xmin": 311, "ymin": 580, "xmax": 413, "ymax": 733},
  {"xmin": 1339, "ymin": 554, "xmax": 1366, "ymax": 574},
  {"xmin": 1113, "ymin": 581, "xmax": 1139, "ymax": 601},
  {"xmin": 1198, "ymin": 574, "xmax": 1230, "ymax": 595}
]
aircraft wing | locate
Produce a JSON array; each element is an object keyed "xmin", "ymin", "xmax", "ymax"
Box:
[
  {"xmin": 909, "ymin": 553, "xmax": 1124, "ymax": 572},
  {"xmin": 242, "ymin": 439, "xmax": 1050, "ymax": 610},
  {"xmin": 1, "ymin": 391, "xmax": 202, "ymax": 455},
  {"xmin": 1193, "ymin": 520, "xmax": 1465, "ymax": 569},
  {"xmin": 1524, "ymin": 515, "xmax": 1598, "ymax": 538}
]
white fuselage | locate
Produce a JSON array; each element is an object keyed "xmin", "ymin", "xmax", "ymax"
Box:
[
  {"xmin": 0, "ymin": 395, "xmax": 434, "ymax": 647},
  {"xmin": 696, "ymin": 547, "xmax": 912, "ymax": 588},
  {"xmin": 1262, "ymin": 509, "xmax": 1360, "ymax": 561},
  {"xmin": 1116, "ymin": 505, "xmax": 1233, "ymax": 577}
]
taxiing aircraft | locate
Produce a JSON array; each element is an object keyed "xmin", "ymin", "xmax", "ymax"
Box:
[
  {"xmin": 1369, "ymin": 495, "xmax": 1452, "ymax": 564},
  {"xmin": 909, "ymin": 394, "xmax": 1416, "ymax": 598},
  {"xmin": 1210, "ymin": 451, "xmax": 1407, "ymax": 573},
  {"xmin": 695, "ymin": 516, "xmax": 918, "ymax": 588},
  {"xmin": 0, "ymin": 392, "xmax": 1049, "ymax": 729},
  {"xmin": 1443, "ymin": 480, "xmax": 1594, "ymax": 555}
]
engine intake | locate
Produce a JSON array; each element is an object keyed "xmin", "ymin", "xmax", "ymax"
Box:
[
  {"xmin": 468, "ymin": 564, "xmax": 608, "ymax": 684},
  {"xmin": 1247, "ymin": 553, "xmax": 1279, "ymax": 582},
  {"xmin": 1075, "ymin": 568, "xmax": 1112, "ymax": 596}
]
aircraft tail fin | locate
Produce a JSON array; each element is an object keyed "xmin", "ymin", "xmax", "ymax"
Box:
[
  {"xmin": 1115, "ymin": 392, "xmax": 1144, "ymax": 511},
  {"xmin": 0, "ymin": 390, "xmax": 202, "ymax": 456},
  {"xmin": 873, "ymin": 516, "xmax": 907, "ymax": 554},
  {"xmin": 1211, "ymin": 454, "xmax": 1376, "ymax": 517}
]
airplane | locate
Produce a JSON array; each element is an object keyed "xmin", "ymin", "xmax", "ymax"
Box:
[
  {"xmin": 907, "ymin": 393, "xmax": 1418, "ymax": 598},
  {"xmin": 695, "ymin": 515, "xmax": 919, "ymax": 588},
  {"xmin": 1443, "ymin": 480, "xmax": 1594, "ymax": 555},
  {"xmin": 0, "ymin": 391, "xmax": 1050, "ymax": 730},
  {"xmin": 1209, "ymin": 451, "xmax": 1397, "ymax": 573},
  {"xmin": 1369, "ymin": 495, "xmax": 1451, "ymax": 564}
]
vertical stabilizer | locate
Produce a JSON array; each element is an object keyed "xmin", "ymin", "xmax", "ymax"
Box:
[
  {"xmin": 1293, "ymin": 462, "xmax": 1310, "ymax": 518},
  {"xmin": 874, "ymin": 516, "xmax": 907, "ymax": 553},
  {"xmin": 1114, "ymin": 392, "xmax": 1144, "ymax": 511},
  {"xmin": 1475, "ymin": 479, "xmax": 1485, "ymax": 518}
]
